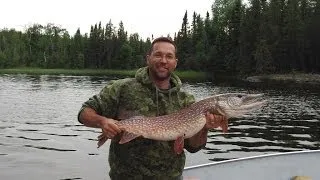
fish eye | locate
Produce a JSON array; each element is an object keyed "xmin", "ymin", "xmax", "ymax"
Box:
[{"xmin": 237, "ymin": 94, "xmax": 243, "ymax": 98}]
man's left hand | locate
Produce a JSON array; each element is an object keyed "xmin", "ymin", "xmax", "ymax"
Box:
[{"xmin": 204, "ymin": 112, "xmax": 228, "ymax": 132}]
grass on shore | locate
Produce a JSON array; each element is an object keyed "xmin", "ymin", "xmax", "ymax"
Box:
[
  {"xmin": 3, "ymin": 68, "xmax": 318, "ymax": 84},
  {"xmin": 0, "ymin": 68, "xmax": 207, "ymax": 81}
]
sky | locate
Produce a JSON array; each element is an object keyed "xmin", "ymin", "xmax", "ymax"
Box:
[{"xmin": 1, "ymin": 0, "xmax": 214, "ymax": 39}]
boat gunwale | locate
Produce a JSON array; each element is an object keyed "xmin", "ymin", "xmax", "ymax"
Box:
[{"xmin": 184, "ymin": 149, "xmax": 320, "ymax": 170}]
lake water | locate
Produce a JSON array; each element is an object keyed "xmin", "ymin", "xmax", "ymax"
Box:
[{"xmin": 1, "ymin": 74, "xmax": 319, "ymax": 180}]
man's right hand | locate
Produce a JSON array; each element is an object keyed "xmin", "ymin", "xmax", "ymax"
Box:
[
  {"xmin": 79, "ymin": 107, "xmax": 122, "ymax": 139},
  {"xmin": 99, "ymin": 117, "xmax": 122, "ymax": 139}
]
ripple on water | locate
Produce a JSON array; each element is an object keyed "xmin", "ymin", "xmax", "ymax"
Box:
[
  {"xmin": 16, "ymin": 129, "xmax": 40, "ymax": 132},
  {"xmin": 24, "ymin": 145, "xmax": 77, "ymax": 152},
  {"xmin": 0, "ymin": 126, "xmax": 15, "ymax": 129},
  {"xmin": 5, "ymin": 135, "xmax": 49, "ymax": 141},
  {"xmin": 41, "ymin": 133, "xmax": 79, "ymax": 137}
]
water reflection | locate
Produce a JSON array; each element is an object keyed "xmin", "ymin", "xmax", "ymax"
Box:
[{"xmin": 0, "ymin": 74, "xmax": 319, "ymax": 179}]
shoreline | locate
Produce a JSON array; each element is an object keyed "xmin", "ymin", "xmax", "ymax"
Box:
[
  {"xmin": 1, "ymin": 68, "xmax": 320, "ymax": 85},
  {"xmin": 245, "ymin": 73, "xmax": 320, "ymax": 85},
  {"xmin": 0, "ymin": 68, "xmax": 207, "ymax": 81}
]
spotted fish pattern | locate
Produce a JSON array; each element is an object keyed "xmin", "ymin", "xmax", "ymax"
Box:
[{"xmin": 98, "ymin": 93, "xmax": 267, "ymax": 148}]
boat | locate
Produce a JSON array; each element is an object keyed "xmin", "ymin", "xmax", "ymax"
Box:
[{"xmin": 183, "ymin": 150, "xmax": 320, "ymax": 180}]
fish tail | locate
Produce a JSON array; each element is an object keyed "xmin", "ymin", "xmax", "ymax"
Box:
[{"xmin": 97, "ymin": 133, "xmax": 108, "ymax": 148}]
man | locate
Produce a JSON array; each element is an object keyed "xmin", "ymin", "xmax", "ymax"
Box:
[{"xmin": 78, "ymin": 37, "xmax": 226, "ymax": 179}]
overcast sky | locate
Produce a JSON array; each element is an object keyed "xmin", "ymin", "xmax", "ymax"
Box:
[{"xmin": 1, "ymin": 0, "xmax": 214, "ymax": 39}]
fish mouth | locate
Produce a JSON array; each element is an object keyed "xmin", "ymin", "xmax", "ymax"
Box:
[
  {"xmin": 223, "ymin": 93, "xmax": 268, "ymax": 118},
  {"xmin": 241, "ymin": 93, "xmax": 267, "ymax": 110}
]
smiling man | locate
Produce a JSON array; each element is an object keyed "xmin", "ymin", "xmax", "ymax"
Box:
[
  {"xmin": 147, "ymin": 39, "xmax": 177, "ymax": 84},
  {"xmin": 78, "ymin": 37, "xmax": 226, "ymax": 179}
]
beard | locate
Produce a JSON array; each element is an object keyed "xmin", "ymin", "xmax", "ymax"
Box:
[{"xmin": 149, "ymin": 67, "xmax": 171, "ymax": 81}]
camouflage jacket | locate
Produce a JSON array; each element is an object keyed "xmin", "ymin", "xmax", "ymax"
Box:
[{"xmin": 79, "ymin": 67, "xmax": 196, "ymax": 179}]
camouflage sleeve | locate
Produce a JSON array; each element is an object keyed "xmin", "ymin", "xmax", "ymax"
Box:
[
  {"xmin": 184, "ymin": 132, "xmax": 207, "ymax": 153},
  {"xmin": 78, "ymin": 79, "xmax": 123, "ymax": 121},
  {"xmin": 181, "ymin": 91, "xmax": 196, "ymax": 107}
]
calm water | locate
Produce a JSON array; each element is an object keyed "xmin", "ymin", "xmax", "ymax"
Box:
[{"xmin": 1, "ymin": 74, "xmax": 319, "ymax": 180}]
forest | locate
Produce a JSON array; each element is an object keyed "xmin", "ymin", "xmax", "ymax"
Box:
[{"xmin": 0, "ymin": 0, "xmax": 319, "ymax": 76}]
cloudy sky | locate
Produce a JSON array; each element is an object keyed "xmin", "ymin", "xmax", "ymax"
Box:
[{"xmin": 1, "ymin": 0, "xmax": 214, "ymax": 39}]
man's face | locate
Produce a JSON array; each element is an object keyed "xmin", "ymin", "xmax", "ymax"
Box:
[{"xmin": 147, "ymin": 41, "xmax": 177, "ymax": 81}]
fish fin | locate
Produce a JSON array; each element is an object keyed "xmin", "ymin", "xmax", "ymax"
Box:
[
  {"xmin": 119, "ymin": 131, "xmax": 140, "ymax": 144},
  {"xmin": 97, "ymin": 133, "xmax": 108, "ymax": 148},
  {"xmin": 174, "ymin": 135, "xmax": 185, "ymax": 155},
  {"xmin": 221, "ymin": 118, "xmax": 229, "ymax": 133}
]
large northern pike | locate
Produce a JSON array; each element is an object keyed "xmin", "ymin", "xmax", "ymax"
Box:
[{"xmin": 97, "ymin": 93, "xmax": 267, "ymax": 153}]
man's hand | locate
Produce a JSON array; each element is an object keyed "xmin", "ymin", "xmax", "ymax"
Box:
[
  {"xmin": 204, "ymin": 112, "xmax": 228, "ymax": 132},
  {"xmin": 99, "ymin": 117, "xmax": 122, "ymax": 139}
]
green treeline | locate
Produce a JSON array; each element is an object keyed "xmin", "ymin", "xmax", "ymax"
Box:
[
  {"xmin": 0, "ymin": 0, "xmax": 319, "ymax": 76},
  {"xmin": 0, "ymin": 21, "xmax": 151, "ymax": 70}
]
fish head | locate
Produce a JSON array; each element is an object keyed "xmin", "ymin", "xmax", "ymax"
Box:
[{"xmin": 213, "ymin": 93, "xmax": 267, "ymax": 118}]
